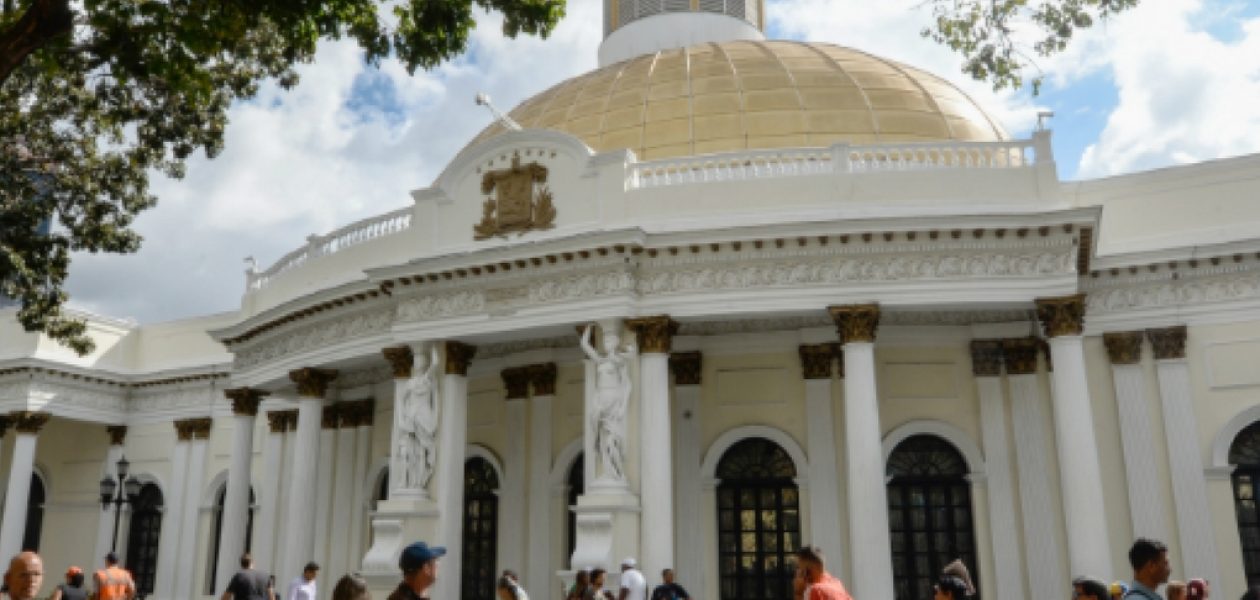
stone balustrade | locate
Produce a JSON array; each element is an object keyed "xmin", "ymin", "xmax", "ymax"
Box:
[{"xmin": 246, "ymin": 207, "xmax": 412, "ymax": 291}]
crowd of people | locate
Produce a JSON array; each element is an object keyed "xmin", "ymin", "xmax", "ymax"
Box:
[{"xmin": 5, "ymin": 535, "xmax": 1260, "ymax": 599}]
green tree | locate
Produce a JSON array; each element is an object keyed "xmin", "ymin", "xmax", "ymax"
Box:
[
  {"xmin": 0, "ymin": 0, "xmax": 564, "ymax": 354},
  {"xmin": 921, "ymin": 0, "xmax": 1140, "ymax": 93}
]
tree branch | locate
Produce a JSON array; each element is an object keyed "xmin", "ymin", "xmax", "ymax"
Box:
[{"xmin": 0, "ymin": 0, "xmax": 73, "ymax": 85}]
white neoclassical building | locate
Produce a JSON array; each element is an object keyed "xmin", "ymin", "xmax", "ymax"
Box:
[{"xmin": 5, "ymin": 2, "xmax": 1260, "ymax": 599}]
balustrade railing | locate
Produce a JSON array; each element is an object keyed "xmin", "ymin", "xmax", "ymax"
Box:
[{"xmin": 246, "ymin": 207, "xmax": 412, "ymax": 292}]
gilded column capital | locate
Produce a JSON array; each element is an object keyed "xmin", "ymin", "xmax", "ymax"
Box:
[
  {"xmin": 1146, "ymin": 326, "xmax": 1187, "ymax": 360},
  {"xmin": 266, "ymin": 411, "xmax": 289, "ymax": 433},
  {"xmin": 9, "ymin": 411, "xmax": 50, "ymax": 434},
  {"xmin": 502, "ymin": 366, "xmax": 532, "ymax": 400},
  {"xmin": 528, "ymin": 363, "xmax": 558, "ymax": 396},
  {"xmin": 827, "ymin": 304, "xmax": 881, "ymax": 344},
  {"xmin": 382, "ymin": 346, "xmax": 414, "ymax": 379},
  {"xmin": 106, "ymin": 425, "xmax": 128, "ymax": 446},
  {"xmin": 0, "ymin": 415, "xmax": 10, "ymax": 437},
  {"xmin": 288, "ymin": 367, "xmax": 339, "ymax": 398},
  {"xmin": 280, "ymin": 409, "xmax": 300, "ymax": 432},
  {"xmin": 969, "ymin": 340, "xmax": 1004, "ymax": 377},
  {"xmin": 225, "ymin": 387, "xmax": 270, "ymax": 416},
  {"xmin": 1035, "ymin": 294, "xmax": 1087, "ymax": 337},
  {"xmin": 626, "ymin": 315, "xmax": 679, "ymax": 354},
  {"xmin": 444, "ymin": 341, "xmax": 477, "ymax": 376},
  {"xmin": 1001, "ymin": 338, "xmax": 1041, "ymax": 375},
  {"xmin": 175, "ymin": 417, "xmax": 213, "ymax": 441},
  {"xmin": 1102, "ymin": 332, "xmax": 1144, "ymax": 365},
  {"xmin": 798, "ymin": 344, "xmax": 835, "ymax": 380},
  {"xmin": 349, "ymin": 399, "xmax": 376, "ymax": 427},
  {"xmin": 321, "ymin": 404, "xmax": 341, "ymax": 429},
  {"xmin": 669, "ymin": 351, "xmax": 703, "ymax": 386}
]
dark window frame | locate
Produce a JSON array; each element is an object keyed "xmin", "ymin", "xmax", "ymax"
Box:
[
  {"xmin": 715, "ymin": 437, "xmax": 801, "ymax": 600},
  {"xmin": 205, "ymin": 484, "xmax": 255, "ymax": 595},
  {"xmin": 125, "ymin": 483, "xmax": 164, "ymax": 597},
  {"xmin": 461, "ymin": 457, "xmax": 500, "ymax": 600},
  {"xmin": 1230, "ymin": 421, "xmax": 1260, "ymax": 588}
]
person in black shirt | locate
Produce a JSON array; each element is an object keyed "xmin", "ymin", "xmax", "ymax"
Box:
[
  {"xmin": 649, "ymin": 569, "xmax": 690, "ymax": 600},
  {"xmin": 221, "ymin": 553, "xmax": 275, "ymax": 600}
]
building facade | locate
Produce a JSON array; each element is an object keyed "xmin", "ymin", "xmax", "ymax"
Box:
[{"xmin": 4, "ymin": 4, "xmax": 1260, "ymax": 599}]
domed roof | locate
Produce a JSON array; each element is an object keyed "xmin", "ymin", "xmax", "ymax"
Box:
[{"xmin": 470, "ymin": 40, "xmax": 1008, "ymax": 161}]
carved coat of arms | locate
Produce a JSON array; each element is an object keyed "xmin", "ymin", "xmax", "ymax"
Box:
[{"xmin": 474, "ymin": 152, "xmax": 557, "ymax": 240}]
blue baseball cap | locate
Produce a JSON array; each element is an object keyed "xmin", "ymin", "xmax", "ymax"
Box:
[{"xmin": 400, "ymin": 541, "xmax": 446, "ymax": 572}]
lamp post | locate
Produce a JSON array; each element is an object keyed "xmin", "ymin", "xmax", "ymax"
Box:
[{"xmin": 99, "ymin": 455, "xmax": 142, "ymax": 553}]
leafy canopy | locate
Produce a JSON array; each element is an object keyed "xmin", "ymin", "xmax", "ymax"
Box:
[
  {"xmin": 921, "ymin": 0, "xmax": 1140, "ymax": 93},
  {"xmin": 0, "ymin": 0, "xmax": 564, "ymax": 354}
]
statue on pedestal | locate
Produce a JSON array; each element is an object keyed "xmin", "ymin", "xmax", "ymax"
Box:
[
  {"xmin": 397, "ymin": 345, "xmax": 440, "ymax": 491},
  {"xmin": 580, "ymin": 324, "xmax": 635, "ymax": 482}
]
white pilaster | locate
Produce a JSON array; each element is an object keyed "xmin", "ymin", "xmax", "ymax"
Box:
[
  {"xmin": 331, "ymin": 417, "xmax": 359, "ymax": 577},
  {"xmin": 803, "ymin": 363, "xmax": 844, "ymax": 571},
  {"xmin": 312, "ymin": 410, "xmax": 338, "ymax": 590},
  {"xmin": 527, "ymin": 383, "xmax": 555, "ymax": 597},
  {"xmin": 349, "ymin": 404, "xmax": 374, "ymax": 564},
  {"xmin": 670, "ymin": 352, "xmax": 703, "ymax": 599},
  {"xmin": 842, "ymin": 341, "xmax": 894, "ymax": 599},
  {"xmin": 255, "ymin": 412, "xmax": 287, "ymax": 575},
  {"xmin": 0, "ymin": 424, "xmax": 43, "ymax": 559},
  {"xmin": 154, "ymin": 434, "xmax": 190, "ymax": 599},
  {"xmin": 1047, "ymin": 335, "xmax": 1113, "ymax": 579},
  {"xmin": 434, "ymin": 343, "xmax": 473, "ymax": 600},
  {"xmin": 639, "ymin": 350, "xmax": 673, "ymax": 582},
  {"xmin": 972, "ymin": 343, "xmax": 1026, "ymax": 600},
  {"xmin": 177, "ymin": 429, "xmax": 211, "ymax": 599},
  {"xmin": 282, "ymin": 393, "xmax": 327, "ymax": 581},
  {"xmin": 502, "ymin": 393, "xmax": 529, "ymax": 578},
  {"xmin": 94, "ymin": 430, "xmax": 127, "ymax": 562},
  {"xmin": 217, "ymin": 391, "xmax": 264, "ymax": 595},
  {"xmin": 274, "ymin": 413, "xmax": 298, "ymax": 580},
  {"xmin": 1105, "ymin": 336, "xmax": 1168, "ymax": 541}
]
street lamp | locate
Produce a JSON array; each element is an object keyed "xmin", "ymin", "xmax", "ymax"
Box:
[{"xmin": 99, "ymin": 455, "xmax": 142, "ymax": 552}]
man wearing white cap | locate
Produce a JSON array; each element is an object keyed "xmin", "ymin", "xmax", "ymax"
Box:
[{"xmin": 618, "ymin": 558, "xmax": 646, "ymax": 600}]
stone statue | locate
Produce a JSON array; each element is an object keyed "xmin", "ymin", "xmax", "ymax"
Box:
[
  {"xmin": 397, "ymin": 345, "xmax": 440, "ymax": 490},
  {"xmin": 580, "ymin": 324, "xmax": 635, "ymax": 482}
]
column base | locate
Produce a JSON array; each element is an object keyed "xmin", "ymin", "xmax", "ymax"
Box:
[
  {"xmin": 362, "ymin": 498, "xmax": 441, "ymax": 593},
  {"xmin": 569, "ymin": 489, "xmax": 640, "ymax": 585}
]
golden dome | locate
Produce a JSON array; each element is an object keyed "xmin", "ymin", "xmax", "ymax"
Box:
[{"xmin": 470, "ymin": 40, "xmax": 1008, "ymax": 161}]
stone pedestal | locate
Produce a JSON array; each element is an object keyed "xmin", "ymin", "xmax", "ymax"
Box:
[
  {"xmin": 568, "ymin": 487, "xmax": 641, "ymax": 576},
  {"xmin": 362, "ymin": 497, "xmax": 442, "ymax": 594}
]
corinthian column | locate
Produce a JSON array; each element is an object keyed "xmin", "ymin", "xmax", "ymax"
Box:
[
  {"xmin": 1148, "ymin": 326, "xmax": 1220, "ymax": 585},
  {"xmin": 217, "ymin": 387, "xmax": 269, "ymax": 594},
  {"xmin": 313, "ymin": 403, "xmax": 340, "ymax": 590},
  {"xmin": 154, "ymin": 422, "xmax": 192, "ymax": 599},
  {"xmin": 1102, "ymin": 332, "xmax": 1168, "ymax": 542},
  {"xmin": 434, "ymin": 341, "xmax": 476, "ymax": 600},
  {"xmin": 500, "ymin": 366, "xmax": 532, "ymax": 578},
  {"xmin": 255, "ymin": 411, "xmax": 288, "ymax": 575},
  {"xmin": 0, "ymin": 412, "xmax": 50, "ymax": 559},
  {"xmin": 176, "ymin": 417, "xmax": 213, "ymax": 599},
  {"xmin": 627, "ymin": 315, "xmax": 678, "ymax": 583},
  {"xmin": 799, "ymin": 344, "xmax": 845, "ymax": 573},
  {"xmin": 331, "ymin": 403, "xmax": 359, "ymax": 577},
  {"xmin": 1036, "ymin": 294, "xmax": 1112, "ymax": 579},
  {"xmin": 969, "ymin": 341, "xmax": 1025, "ymax": 600},
  {"xmin": 94, "ymin": 426, "xmax": 128, "ymax": 565},
  {"xmin": 828, "ymin": 304, "xmax": 893, "ymax": 600},
  {"xmin": 348, "ymin": 400, "xmax": 375, "ymax": 563},
  {"xmin": 282, "ymin": 367, "xmax": 337, "ymax": 581},
  {"xmin": 526, "ymin": 363, "xmax": 557, "ymax": 597},
  {"xmin": 669, "ymin": 352, "xmax": 705, "ymax": 599}
]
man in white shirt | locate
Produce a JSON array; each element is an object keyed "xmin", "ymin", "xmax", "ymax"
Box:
[
  {"xmin": 618, "ymin": 558, "xmax": 647, "ymax": 600},
  {"xmin": 286, "ymin": 562, "xmax": 319, "ymax": 600}
]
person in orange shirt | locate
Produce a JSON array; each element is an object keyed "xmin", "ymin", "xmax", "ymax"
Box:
[
  {"xmin": 792, "ymin": 546, "xmax": 852, "ymax": 600},
  {"xmin": 90, "ymin": 553, "xmax": 134, "ymax": 600}
]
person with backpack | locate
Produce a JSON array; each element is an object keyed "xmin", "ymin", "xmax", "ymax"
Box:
[
  {"xmin": 649, "ymin": 569, "xmax": 689, "ymax": 600},
  {"xmin": 91, "ymin": 553, "xmax": 135, "ymax": 600},
  {"xmin": 1126, "ymin": 539, "xmax": 1172, "ymax": 600},
  {"xmin": 49, "ymin": 566, "xmax": 87, "ymax": 600}
]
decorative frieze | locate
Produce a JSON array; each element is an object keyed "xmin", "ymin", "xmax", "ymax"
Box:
[
  {"xmin": 969, "ymin": 340, "xmax": 1004, "ymax": 376},
  {"xmin": 225, "ymin": 387, "xmax": 270, "ymax": 416},
  {"xmin": 528, "ymin": 363, "xmax": 558, "ymax": 396},
  {"xmin": 1001, "ymin": 338, "xmax": 1041, "ymax": 375},
  {"xmin": 828, "ymin": 304, "xmax": 881, "ymax": 344},
  {"xmin": 174, "ymin": 417, "xmax": 212, "ymax": 441},
  {"xmin": 798, "ymin": 345, "xmax": 835, "ymax": 380},
  {"xmin": 502, "ymin": 367, "xmax": 532, "ymax": 400},
  {"xmin": 233, "ymin": 307, "xmax": 393, "ymax": 371},
  {"xmin": 1036, "ymin": 294, "xmax": 1087, "ymax": 337},
  {"xmin": 669, "ymin": 352, "xmax": 703, "ymax": 386},
  {"xmin": 289, "ymin": 368, "xmax": 339, "ymax": 398},
  {"xmin": 1147, "ymin": 326, "xmax": 1188, "ymax": 360},
  {"xmin": 626, "ymin": 316, "xmax": 679, "ymax": 354},
  {"xmin": 106, "ymin": 425, "xmax": 128, "ymax": 445},
  {"xmin": 445, "ymin": 341, "xmax": 477, "ymax": 376},
  {"xmin": 382, "ymin": 346, "xmax": 414, "ymax": 379},
  {"xmin": 1103, "ymin": 332, "xmax": 1144, "ymax": 365},
  {"xmin": 9, "ymin": 411, "xmax": 50, "ymax": 434}
]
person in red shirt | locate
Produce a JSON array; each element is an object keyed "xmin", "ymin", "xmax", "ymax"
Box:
[{"xmin": 792, "ymin": 546, "xmax": 852, "ymax": 600}]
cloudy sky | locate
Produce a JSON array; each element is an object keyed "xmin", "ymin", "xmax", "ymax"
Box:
[{"xmin": 63, "ymin": 0, "xmax": 1260, "ymax": 324}]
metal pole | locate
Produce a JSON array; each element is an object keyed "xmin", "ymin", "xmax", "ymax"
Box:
[{"xmin": 110, "ymin": 480, "xmax": 124, "ymax": 552}]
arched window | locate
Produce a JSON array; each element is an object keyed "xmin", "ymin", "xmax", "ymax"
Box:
[
  {"xmin": 1230, "ymin": 421, "xmax": 1260, "ymax": 587},
  {"xmin": 566, "ymin": 452, "xmax": 584, "ymax": 562},
  {"xmin": 206, "ymin": 484, "xmax": 255, "ymax": 594},
  {"xmin": 716, "ymin": 438, "xmax": 801, "ymax": 600},
  {"xmin": 462, "ymin": 457, "xmax": 500, "ymax": 600},
  {"xmin": 22, "ymin": 473, "xmax": 45, "ymax": 552},
  {"xmin": 125, "ymin": 483, "xmax": 163, "ymax": 597},
  {"xmin": 886, "ymin": 435, "xmax": 977, "ymax": 600}
]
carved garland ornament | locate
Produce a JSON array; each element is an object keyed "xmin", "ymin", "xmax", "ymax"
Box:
[{"xmin": 474, "ymin": 153, "xmax": 557, "ymax": 240}]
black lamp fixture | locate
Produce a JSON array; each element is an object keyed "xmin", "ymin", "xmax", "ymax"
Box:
[{"xmin": 99, "ymin": 455, "xmax": 142, "ymax": 553}]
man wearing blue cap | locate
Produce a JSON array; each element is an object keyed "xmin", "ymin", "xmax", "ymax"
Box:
[{"xmin": 388, "ymin": 542, "xmax": 446, "ymax": 600}]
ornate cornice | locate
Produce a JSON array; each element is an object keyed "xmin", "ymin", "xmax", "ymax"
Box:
[
  {"xmin": 382, "ymin": 346, "xmax": 414, "ymax": 379},
  {"xmin": 289, "ymin": 368, "xmax": 339, "ymax": 398},
  {"xmin": 501, "ymin": 366, "xmax": 532, "ymax": 400},
  {"xmin": 969, "ymin": 340, "xmax": 1004, "ymax": 377},
  {"xmin": 225, "ymin": 387, "xmax": 270, "ymax": 416},
  {"xmin": 669, "ymin": 352, "xmax": 703, "ymax": 386},
  {"xmin": 625, "ymin": 315, "xmax": 678, "ymax": 354},
  {"xmin": 528, "ymin": 363, "xmax": 558, "ymax": 396},
  {"xmin": 106, "ymin": 425, "xmax": 128, "ymax": 445},
  {"xmin": 233, "ymin": 307, "xmax": 393, "ymax": 371},
  {"xmin": 1036, "ymin": 294, "xmax": 1087, "ymax": 337},
  {"xmin": 444, "ymin": 341, "xmax": 477, "ymax": 376},
  {"xmin": 1001, "ymin": 338, "xmax": 1041, "ymax": 375},
  {"xmin": 9, "ymin": 411, "xmax": 49, "ymax": 434},
  {"xmin": 266, "ymin": 411, "xmax": 290, "ymax": 434},
  {"xmin": 1147, "ymin": 325, "xmax": 1187, "ymax": 360},
  {"xmin": 174, "ymin": 417, "xmax": 212, "ymax": 441},
  {"xmin": 828, "ymin": 304, "xmax": 881, "ymax": 344},
  {"xmin": 1102, "ymin": 332, "xmax": 1143, "ymax": 365},
  {"xmin": 798, "ymin": 344, "xmax": 835, "ymax": 380}
]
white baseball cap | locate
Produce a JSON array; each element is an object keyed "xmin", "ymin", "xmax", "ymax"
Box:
[{"xmin": 622, "ymin": 557, "xmax": 637, "ymax": 568}]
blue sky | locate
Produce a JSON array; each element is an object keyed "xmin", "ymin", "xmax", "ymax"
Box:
[{"xmin": 59, "ymin": 0, "xmax": 1260, "ymax": 323}]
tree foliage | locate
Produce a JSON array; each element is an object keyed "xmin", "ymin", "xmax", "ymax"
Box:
[
  {"xmin": 0, "ymin": 0, "xmax": 564, "ymax": 354},
  {"xmin": 921, "ymin": 0, "xmax": 1139, "ymax": 93}
]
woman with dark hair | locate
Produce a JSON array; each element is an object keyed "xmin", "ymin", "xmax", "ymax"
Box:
[
  {"xmin": 49, "ymin": 567, "xmax": 87, "ymax": 600},
  {"xmin": 331, "ymin": 573, "xmax": 371, "ymax": 600},
  {"xmin": 933, "ymin": 575, "xmax": 969, "ymax": 600},
  {"xmin": 567, "ymin": 570, "xmax": 589, "ymax": 600}
]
